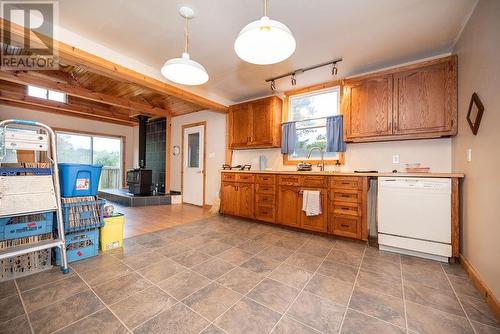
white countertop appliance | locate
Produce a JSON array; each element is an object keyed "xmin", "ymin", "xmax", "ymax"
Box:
[{"xmin": 377, "ymin": 177, "xmax": 451, "ymax": 262}]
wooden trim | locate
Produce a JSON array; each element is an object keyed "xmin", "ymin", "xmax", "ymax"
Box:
[
  {"xmin": 284, "ymin": 80, "xmax": 343, "ymax": 97},
  {"xmin": 165, "ymin": 118, "xmax": 172, "ymax": 194},
  {"xmin": 52, "ymin": 127, "xmax": 127, "ymax": 188},
  {"xmin": 0, "ymin": 70, "xmax": 171, "ymax": 118},
  {"xmin": 0, "ymin": 18, "xmax": 228, "ymax": 113},
  {"xmin": 225, "ymin": 113, "xmax": 232, "ymax": 164},
  {"xmin": 451, "ymin": 178, "xmax": 460, "ymax": 258},
  {"xmin": 460, "ymin": 254, "xmax": 500, "ymax": 321},
  {"xmin": 181, "ymin": 121, "xmax": 207, "ymax": 206}
]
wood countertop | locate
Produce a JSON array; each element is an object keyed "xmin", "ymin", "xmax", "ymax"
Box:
[{"xmin": 220, "ymin": 169, "xmax": 465, "ymax": 178}]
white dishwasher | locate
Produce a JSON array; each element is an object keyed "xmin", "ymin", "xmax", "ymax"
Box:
[{"xmin": 377, "ymin": 177, "xmax": 451, "ymax": 262}]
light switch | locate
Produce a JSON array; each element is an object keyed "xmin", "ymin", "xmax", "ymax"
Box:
[
  {"xmin": 208, "ymin": 152, "xmax": 216, "ymax": 158},
  {"xmin": 392, "ymin": 154, "xmax": 400, "ymax": 164},
  {"xmin": 467, "ymin": 148, "xmax": 472, "ymax": 162}
]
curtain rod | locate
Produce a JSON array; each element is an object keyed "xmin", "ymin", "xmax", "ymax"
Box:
[{"xmin": 265, "ymin": 58, "xmax": 343, "ymax": 83}]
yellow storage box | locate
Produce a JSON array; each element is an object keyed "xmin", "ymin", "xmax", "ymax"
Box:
[{"xmin": 100, "ymin": 213, "xmax": 124, "ymax": 251}]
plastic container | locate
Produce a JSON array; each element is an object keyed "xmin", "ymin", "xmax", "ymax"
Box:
[
  {"xmin": 0, "ymin": 212, "xmax": 54, "ymax": 241},
  {"xmin": 100, "ymin": 213, "xmax": 124, "ymax": 251},
  {"xmin": 55, "ymin": 229, "xmax": 99, "ymax": 264},
  {"xmin": 58, "ymin": 163, "xmax": 103, "ymax": 197},
  {"xmin": 61, "ymin": 197, "xmax": 105, "ymax": 232}
]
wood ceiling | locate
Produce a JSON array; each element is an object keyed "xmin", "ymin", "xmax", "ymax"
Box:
[{"xmin": 0, "ymin": 19, "xmax": 228, "ymax": 126}]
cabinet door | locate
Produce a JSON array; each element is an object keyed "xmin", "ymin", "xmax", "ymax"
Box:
[
  {"xmin": 300, "ymin": 189, "xmax": 328, "ymax": 232},
  {"xmin": 221, "ymin": 183, "xmax": 238, "ymax": 215},
  {"xmin": 276, "ymin": 186, "xmax": 301, "ymax": 227},
  {"xmin": 250, "ymin": 100, "xmax": 273, "ymax": 146},
  {"xmin": 230, "ymin": 104, "xmax": 252, "ymax": 148},
  {"xmin": 393, "ymin": 60, "xmax": 457, "ymax": 135},
  {"xmin": 237, "ymin": 183, "xmax": 255, "ymax": 219},
  {"xmin": 345, "ymin": 75, "xmax": 393, "ymax": 140}
]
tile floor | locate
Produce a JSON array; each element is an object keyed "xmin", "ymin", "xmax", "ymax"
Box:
[{"xmin": 0, "ymin": 215, "xmax": 499, "ymax": 334}]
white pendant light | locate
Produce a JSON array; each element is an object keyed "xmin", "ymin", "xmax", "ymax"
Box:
[
  {"xmin": 234, "ymin": 0, "xmax": 296, "ymax": 65},
  {"xmin": 161, "ymin": 7, "xmax": 209, "ymax": 85}
]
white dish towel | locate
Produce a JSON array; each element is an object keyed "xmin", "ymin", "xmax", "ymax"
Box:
[{"xmin": 302, "ymin": 190, "xmax": 322, "ymax": 216}]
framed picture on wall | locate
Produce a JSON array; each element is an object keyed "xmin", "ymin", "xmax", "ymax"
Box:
[{"xmin": 466, "ymin": 92, "xmax": 484, "ymax": 135}]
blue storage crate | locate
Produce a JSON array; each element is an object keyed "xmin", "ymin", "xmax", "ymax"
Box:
[
  {"xmin": 61, "ymin": 198, "xmax": 105, "ymax": 232},
  {"xmin": 58, "ymin": 163, "xmax": 102, "ymax": 197},
  {"xmin": 0, "ymin": 212, "xmax": 54, "ymax": 241},
  {"xmin": 55, "ymin": 229, "xmax": 99, "ymax": 264}
]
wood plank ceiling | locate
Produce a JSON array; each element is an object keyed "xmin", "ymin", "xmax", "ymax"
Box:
[{"xmin": 0, "ymin": 19, "xmax": 228, "ymax": 126}]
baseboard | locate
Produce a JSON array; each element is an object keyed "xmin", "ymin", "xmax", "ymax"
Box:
[{"xmin": 460, "ymin": 254, "xmax": 500, "ymax": 321}]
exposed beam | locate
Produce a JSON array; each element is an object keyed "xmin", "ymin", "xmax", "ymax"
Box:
[
  {"xmin": 0, "ymin": 70, "xmax": 172, "ymax": 118},
  {"xmin": 0, "ymin": 18, "xmax": 229, "ymax": 113},
  {"xmin": 0, "ymin": 81, "xmax": 136, "ymax": 126}
]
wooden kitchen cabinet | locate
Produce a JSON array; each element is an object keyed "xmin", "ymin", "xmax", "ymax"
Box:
[
  {"xmin": 299, "ymin": 188, "xmax": 328, "ymax": 232},
  {"xmin": 343, "ymin": 55, "xmax": 457, "ymax": 142},
  {"xmin": 220, "ymin": 181, "xmax": 254, "ymax": 219},
  {"xmin": 228, "ymin": 96, "xmax": 282, "ymax": 149},
  {"xmin": 221, "ymin": 182, "xmax": 238, "ymax": 215},
  {"xmin": 276, "ymin": 186, "xmax": 301, "ymax": 228}
]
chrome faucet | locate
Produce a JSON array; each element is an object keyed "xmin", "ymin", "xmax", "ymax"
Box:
[{"xmin": 307, "ymin": 147, "xmax": 325, "ymax": 171}]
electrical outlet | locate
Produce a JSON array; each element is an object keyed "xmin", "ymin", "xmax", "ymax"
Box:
[
  {"xmin": 392, "ymin": 154, "xmax": 400, "ymax": 164},
  {"xmin": 467, "ymin": 148, "xmax": 472, "ymax": 162}
]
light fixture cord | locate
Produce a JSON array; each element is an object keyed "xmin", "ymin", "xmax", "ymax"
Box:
[
  {"xmin": 264, "ymin": 0, "xmax": 268, "ymax": 17},
  {"xmin": 184, "ymin": 15, "xmax": 189, "ymax": 54}
]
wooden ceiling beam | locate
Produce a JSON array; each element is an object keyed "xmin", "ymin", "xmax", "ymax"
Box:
[
  {"xmin": 0, "ymin": 82, "xmax": 136, "ymax": 126},
  {"xmin": 0, "ymin": 18, "xmax": 229, "ymax": 113},
  {"xmin": 0, "ymin": 70, "xmax": 171, "ymax": 118}
]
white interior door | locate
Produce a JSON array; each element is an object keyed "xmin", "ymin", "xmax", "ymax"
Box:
[{"xmin": 182, "ymin": 125, "xmax": 204, "ymax": 206}]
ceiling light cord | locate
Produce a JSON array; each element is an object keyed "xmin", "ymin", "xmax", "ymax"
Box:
[
  {"xmin": 184, "ymin": 16, "xmax": 189, "ymax": 54},
  {"xmin": 264, "ymin": 0, "xmax": 268, "ymax": 17}
]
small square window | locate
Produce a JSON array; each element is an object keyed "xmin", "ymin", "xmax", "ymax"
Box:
[
  {"xmin": 27, "ymin": 85, "xmax": 48, "ymax": 99},
  {"xmin": 48, "ymin": 90, "xmax": 67, "ymax": 103}
]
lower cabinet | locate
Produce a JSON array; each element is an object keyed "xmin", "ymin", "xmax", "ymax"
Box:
[
  {"xmin": 299, "ymin": 189, "xmax": 328, "ymax": 233},
  {"xmin": 276, "ymin": 186, "xmax": 301, "ymax": 228},
  {"xmin": 221, "ymin": 182, "xmax": 254, "ymax": 219},
  {"xmin": 221, "ymin": 182, "xmax": 238, "ymax": 215},
  {"xmin": 328, "ymin": 215, "xmax": 361, "ymax": 239}
]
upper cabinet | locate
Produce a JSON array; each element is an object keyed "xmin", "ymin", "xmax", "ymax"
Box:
[
  {"xmin": 343, "ymin": 56, "xmax": 457, "ymax": 142},
  {"xmin": 228, "ymin": 96, "xmax": 283, "ymax": 149}
]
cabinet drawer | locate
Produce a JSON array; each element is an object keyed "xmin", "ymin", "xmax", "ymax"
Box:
[
  {"xmin": 278, "ymin": 175, "xmax": 300, "ymax": 186},
  {"xmin": 331, "ymin": 189, "xmax": 361, "ymax": 203},
  {"xmin": 329, "ymin": 215, "xmax": 360, "ymax": 239},
  {"xmin": 256, "ymin": 194, "xmax": 275, "ymax": 205},
  {"xmin": 256, "ymin": 184, "xmax": 275, "ymax": 194},
  {"xmin": 256, "ymin": 174, "xmax": 276, "ymax": 185},
  {"xmin": 300, "ymin": 176, "xmax": 327, "ymax": 188},
  {"xmin": 330, "ymin": 177, "xmax": 360, "ymax": 190},
  {"xmin": 332, "ymin": 201, "xmax": 361, "ymax": 216},
  {"xmin": 255, "ymin": 205, "xmax": 275, "ymax": 223},
  {"xmin": 221, "ymin": 173, "xmax": 236, "ymax": 182},
  {"xmin": 236, "ymin": 173, "xmax": 255, "ymax": 183}
]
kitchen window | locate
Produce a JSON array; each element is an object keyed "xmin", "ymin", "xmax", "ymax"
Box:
[
  {"xmin": 27, "ymin": 85, "xmax": 68, "ymax": 103},
  {"xmin": 284, "ymin": 86, "xmax": 342, "ymax": 164}
]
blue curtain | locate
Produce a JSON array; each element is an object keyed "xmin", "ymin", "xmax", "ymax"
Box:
[
  {"xmin": 326, "ymin": 115, "xmax": 346, "ymax": 152},
  {"xmin": 281, "ymin": 122, "xmax": 296, "ymax": 154}
]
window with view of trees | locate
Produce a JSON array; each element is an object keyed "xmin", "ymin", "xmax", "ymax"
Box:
[
  {"xmin": 287, "ymin": 87, "xmax": 340, "ymax": 161},
  {"xmin": 56, "ymin": 132, "xmax": 122, "ymax": 189}
]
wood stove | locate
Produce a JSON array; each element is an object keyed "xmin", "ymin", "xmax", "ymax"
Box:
[{"xmin": 127, "ymin": 115, "xmax": 152, "ymax": 195}]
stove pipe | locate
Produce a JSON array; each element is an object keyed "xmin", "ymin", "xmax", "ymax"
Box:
[{"xmin": 137, "ymin": 115, "xmax": 149, "ymax": 169}]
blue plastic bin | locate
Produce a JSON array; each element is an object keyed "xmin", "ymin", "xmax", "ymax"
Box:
[
  {"xmin": 54, "ymin": 229, "xmax": 99, "ymax": 264},
  {"xmin": 0, "ymin": 212, "xmax": 54, "ymax": 241},
  {"xmin": 61, "ymin": 198, "xmax": 105, "ymax": 232},
  {"xmin": 58, "ymin": 163, "xmax": 103, "ymax": 197}
]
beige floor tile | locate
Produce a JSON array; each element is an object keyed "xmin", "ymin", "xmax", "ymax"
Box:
[
  {"xmin": 197, "ymin": 240, "xmax": 233, "ymax": 256},
  {"xmin": 200, "ymin": 324, "xmax": 226, "ymax": 334},
  {"xmin": 327, "ymin": 249, "xmax": 363, "ymax": 267},
  {"xmin": 349, "ymin": 286, "xmax": 406, "ymax": 328},
  {"xmin": 460, "ymin": 295, "xmax": 500, "ymax": 328},
  {"xmin": 217, "ymin": 267, "xmax": 266, "ymax": 294},
  {"xmin": 317, "ymin": 260, "xmax": 358, "ymax": 283},
  {"xmin": 441, "ymin": 263, "xmax": 468, "ymax": 279},
  {"xmin": 357, "ymin": 269, "xmax": 403, "ymax": 298},
  {"xmin": 57, "ymin": 309, "xmax": 128, "ymax": 334},
  {"xmin": 0, "ymin": 314, "xmax": 31, "ymax": 334},
  {"xmin": 287, "ymin": 291, "xmax": 346, "ymax": 333},
  {"xmin": 404, "ymin": 280, "xmax": 464, "ymax": 316},
  {"xmin": 138, "ymin": 259, "xmax": 186, "ymax": 283},
  {"xmin": 247, "ymin": 278, "xmax": 300, "ymax": 313},
  {"xmin": 341, "ymin": 309, "xmax": 405, "ymax": 334},
  {"xmin": 215, "ymin": 297, "xmax": 281, "ymax": 334},
  {"xmin": 192, "ymin": 258, "xmax": 235, "ymax": 280},
  {"xmin": 119, "ymin": 250, "xmax": 166, "ymax": 270},
  {"xmin": 170, "ymin": 250, "xmax": 212, "ymax": 268},
  {"xmin": 15, "ymin": 267, "xmax": 75, "ymax": 292},
  {"xmin": 0, "ymin": 294, "xmax": 25, "ymax": 323},
  {"xmin": 272, "ymin": 316, "xmax": 322, "ymax": 334},
  {"xmin": 216, "ymin": 248, "xmax": 254, "ymax": 266},
  {"xmin": 406, "ymin": 301, "xmax": 474, "ymax": 334},
  {"xmin": 364, "ymin": 246, "xmax": 401, "ymax": 264},
  {"xmin": 110, "ymin": 286, "xmax": 176, "ymax": 329},
  {"xmin": 92, "ymin": 272, "xmax": 151, "ymax": 304},
  {"xmin": 269, "ymin": 263, "xmax": 313, "ymax": 290},
  {"xmin": 78, "ymin": 261, "xmax": 133, "ymax": 286},
  {"xmin": 401, "ymin": 255, "xmax": 443, "ymax": 272},
  {"xmin": 402, "ymin": 265, "xmax": 452, "ymax": 291},
  {"xmin": 236, "ymin": 240, "xmax": 271, "ymax": 254},
  {"xmin": 304, "ymin": 273, "xmax": 353, "ymax": 306},
  {"xmin": 240, "ymin": 255, "xmax": 280, "ymax": 275},
  {"xmin": 155, "ymin": 241, "xmax": 192, "ymax": 258},
  {"xmin": 285, "ymin": 252, "xmax": 324, "ymax": 272},
  {"xmin": 134, "ymin": 302, "xmax": 209, "ymax": 334},
  {"xmin": 472, "ymin": 321, "xmax": 500, "ymax": 334},
  {"xmin": 333, "ymin": 239, "xmax": 366, "ymax": 256},
  {"xmin": 361, "ymin": 256, "xmax": 401, "ymax": 278},
  {"xmin": 158, "ymin": 270, "xmax": 211, "ymax": 300},
  {"xmin": 297, "ymin": 242, "xmax": 332, "ymax": 258},
  {"xmin": 183, "ymin": 283, "xmax": 241, "ymax": 321},
  {"xmin": 449, "ymin": 275, "xmax": 484, "ymax": 299},
  {"xmin": 258, "ymin": 245, "xmax": 295, "ymax": 262}
]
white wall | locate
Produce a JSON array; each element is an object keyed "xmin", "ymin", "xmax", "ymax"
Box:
[
  {"xmin": 0, "ymin": 105, "xmax": 139, "ymax": 170},
  {"xmin": 452, "ymin": 0, "xmax": 500, "ymax": 300},
  {"xmin": 232, "ymin": 138, "xmax": 452, "ymax": 173},
  {"xmin": 170, "ymin": 111, "xmax": 226, "ymax": 205}
]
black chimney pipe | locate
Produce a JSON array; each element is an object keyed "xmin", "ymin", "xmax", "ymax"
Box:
[{"xmin": 137, "ymin": 115, "xmax": 149, "ymax": 168}]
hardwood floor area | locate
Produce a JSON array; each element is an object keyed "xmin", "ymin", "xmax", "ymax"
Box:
[{"xmin": 112, "ymin": 204, "xmax": 213, "ymax": 238}]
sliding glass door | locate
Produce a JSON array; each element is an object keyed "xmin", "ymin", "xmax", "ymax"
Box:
[{"xmin": 56, "ymin": 132, "xmax": 122, "ymax": 189}]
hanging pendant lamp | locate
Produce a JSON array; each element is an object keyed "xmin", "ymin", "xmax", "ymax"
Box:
[
  {"xmin": 161, "ymin": 7, "xmax": 209, "ymax": 85},
  {"xmin": 234, "ymin": 0, "xmax": 296, "ymax": 65}
]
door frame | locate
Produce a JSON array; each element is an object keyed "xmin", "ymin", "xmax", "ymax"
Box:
[{"xmin": 181, "ymin": 121, "xmax": 207, "ymax": 206}]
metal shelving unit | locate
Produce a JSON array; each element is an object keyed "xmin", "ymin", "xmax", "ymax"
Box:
[{"xmin": 0, "ymin": 119, "xmax": 69, "ymax": 274}]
